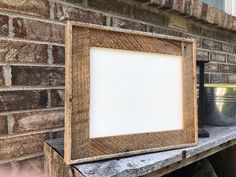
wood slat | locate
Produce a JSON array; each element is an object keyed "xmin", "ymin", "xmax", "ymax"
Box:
[
  {"xmin": 44, "ymin": 142, "xmax": 83, "ymax": 177},
  {"xmin": 89, "ymin": 29, "xmax": 182, "ymax": 56}
]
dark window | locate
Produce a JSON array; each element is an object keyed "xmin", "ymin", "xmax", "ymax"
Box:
[{"xmin": 201, "ymin": 0, "xmax": 224, "ymax": 10}]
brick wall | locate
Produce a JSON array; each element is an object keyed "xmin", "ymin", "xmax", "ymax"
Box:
[{"xmin": 0, "ymin": 0, "xmax": 236, "ymax": 175}]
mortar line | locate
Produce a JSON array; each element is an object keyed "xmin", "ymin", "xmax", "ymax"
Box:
[
  {"xmin": 0, "ymin": 36, "xmax": 65, "ymax": 46},
  {"xmin": 205, "ymin": 61, "xmax": 236, "ymax": 65},
  {"xmin": 47, "ymin": 90, "xmax": 52, "ymax": 108},
  {"xmin": 8, "ymin": 16, "xmax": 13, "ymax": 38},
  {"xmin": 2, "ymin": 65, "xmax": 12, "ymax": 86},
  {"xmin": 204, "ymin": 72, "xmax": 236, "ymax": 75},
  {"xmin": 50, "ymin": 0, "xmax": 55, "ymax": 20},
  {"xmin": 0, "ymin": 153, "xmax": 43, "ymax": 165},
  {"xmin": 0, "ymin": 9, "xmax": 64, "ymax": 25},
  {"xmin": 0, "ymin": 63, "xmax": 65, "ymax": 67},
  {"xmin": 0, "ymin": 127, "xmax": 64, "ymax": 140},
  {"xmin": 0, "ymin": 107, "xmax": 64, "ymax": 116},
  {"xmin": 7, "ymin": 113, "xmax": 14, "ymax": 134},
  {"xmin": 0, "ymin": 86, "xmax": 65, "ymax": 91},
  {"xmin": 47, "ymin": 45, "xmax": 54, "ymax": 65},
  {"xmin": 196, "ymin": 47, "xmax": 236, "ymax": 56}
]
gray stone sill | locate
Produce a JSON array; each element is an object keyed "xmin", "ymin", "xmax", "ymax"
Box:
[{"xmin": 47, "ymin": 126, "xmax": 236, "ymax": 177}]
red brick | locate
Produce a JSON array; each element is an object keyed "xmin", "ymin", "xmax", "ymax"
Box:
[
  {"xmin": 152, "ymin": 26, "xmax": 182, "ymax": 37},
  {"xmin": 12, "ymin": 66, "xmax": 65, "ymax": 86},
  {"xmin": 226, "ymin": 15, "xmax": 233, "ymax": 30},
  {"xmin": 0, "ymin": 15, "xmax": 8, "ymax": 36},
  {"xmin": 0, "ymin": 90, "xmax": 47, "ymax": 112},
  {"xmin": 220, "ymin": 13, "xmax": 228, "ymax": 29},
  {"xmin": 191, "ymin": 0, "xmax": 202, "ymax": 18},
  {"xmin": 0, "ymin": 116, "xmax": 7, "ymax": 135},
  {"xmin": 145, "ymin": 0, "xmax": 168, "ymax": 8},
  {"xmin": 205, "ymin": 6, "xmax": 216, "ymax": 24},
  {"xmin": 232, "ymin": 16, "xmax": 236, "ymax": 31},
  {"xmin": 163, "ymin": 0, "xmax": 174, "ymax": 9},
  {"xmin": 12, "ymin": 110, "xmax": 64, "ymax": 134},
  {"xmin": 0, "ymin": 162, "xmax": 12, "ymax": 173},
  {"xmin": 210, "ymin": 74, "xmax": 226, "ymax": 83},
  {"xmin": 214, "ymin": 9, "xmax": 224, "ymax": 26},
  {"xmin": 111, "ymin": 18, "xmax": 147, "ymax": 32},
  {"xmin": 133, "ymin": 7, "xmax": 168, "ymax": 26},
  {"xmin": 145, "ymin": 0, "xmax": 165, "ymax": 7},
  {"xmin": 0, "ymin": 0, "xmax": 50, "ymax": 18},
  {"xmin": 0, "ymin": 133, "xmax": 49, "ymax": 160},
  {"xmin": 221, "ymin": 43, "xmax": 235, "ymax": 54},
  {"xmin": 214, "ymin": 31, "xmax": 230, "ymax": 43},
  {"xmin": 54, "ymin": 3, "xmax": 106, "ymax": 25},
  {"xmin": 12, "ymin": 18, "xmax": 64, "ymax": 43},
  {"xmin": 210, "ymin": 52, "xmax": 226, "ymax": 62},
  {"xmin": 0, "ymin": 156, "xmax": 44, "ymax": 177},
  {"xmin": 181, "ymin": 34, "xmax": 201, "ymax": 47},
  {"xmin": 52, "ymin": 46, "xmax": 65, "ymax": 64},
  {"xmin": 0, "ymin": 40, "xmax": 48, "ymax": 64},
  {"xmin": 51, "ymin": 89, "xmax": 64, "ymax": 107},
  {"xmin": 18, "ymin": 156, "xmax": 44, "ymax": 176},
  {"xmin": 196, "ymin": 50, "xmax": 209, "ymax": 61},
  {"xmin": 0, "ymin": 67, "xmax": 5, "ymax": 87},
  {"xmin": 172, "ymin": 0, "xmax": 184, "ymax": 12},
  {"xmin": 135, "ymin": 0, "xmax": 152, "ymax": 3},
  {"xmin": 214, "ymin": 10, "xmax": 228, "ymax": 28},
  {"xmin": 205, "ymin": 63, "xmax": 218, "ymax": 72},
  {"xmin": 183, "ymin": 0, "xmax": 193, "ymax": 14},
  {"xmin": 61, "ymin": 0, "xmax": 83, "ymax": 3},
  {"xmin": 227, "ymin": 75, "xmax": 236, "ymax": 83},
  {"xmin": 87, "ymin": 0, "xmax": 131, "ymax": 17},
  {"xmin": 218, "ymin": 64, "xmax": 236, "ymax": 73},
  {"xmin": 200, "ymin": 2, "xmax": 208, "ymax": 20},
  {"xmin": 193, "ymin": 36, "xmax": 201, "ymax": 47},
  {"xmin": 188, "ymin": 23, "xmax": 201, "ymax": 36},
  {"xmin": 228, "ymin": 55, "xmax": 236, "ymax": 64},
  {"xmin": 202, "ymin": 39, "xmax": 221, "ymax": 51}
]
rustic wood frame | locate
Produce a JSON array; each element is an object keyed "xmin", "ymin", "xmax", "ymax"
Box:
[{"xmin": 65, "ymin": 21, "xmax": 198, "ymax": 165}]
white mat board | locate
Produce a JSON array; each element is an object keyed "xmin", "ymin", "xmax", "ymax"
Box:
[{"xmin": 89, "ymin": 47, "xmax": 183, "ymax": 138}]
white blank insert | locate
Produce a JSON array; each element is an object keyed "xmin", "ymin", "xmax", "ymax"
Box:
[{"xmin": 89, "ymin": 47, "xmax": 183, "ymax": 138}]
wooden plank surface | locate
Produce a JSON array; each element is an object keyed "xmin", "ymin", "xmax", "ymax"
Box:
[{"xmin": 46, "ymin": 126, "xmax": 236, "ymax": 177}]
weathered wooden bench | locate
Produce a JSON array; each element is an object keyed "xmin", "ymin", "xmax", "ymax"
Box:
[{"xmin": 44, "ymin": 126, "xmax": 236, "ymax": 177}]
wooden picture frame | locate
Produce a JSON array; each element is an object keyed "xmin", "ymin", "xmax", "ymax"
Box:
[{"xmin": 65, "ymin": 21, "xmax": 198, "ymax": 164}]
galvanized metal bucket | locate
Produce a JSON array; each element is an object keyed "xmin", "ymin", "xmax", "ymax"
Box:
[{"xmin": 204, "ymin": 84, "xmax": 236, "ymax": 126}]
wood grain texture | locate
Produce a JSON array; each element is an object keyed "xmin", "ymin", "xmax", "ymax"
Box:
[
  {"xmin": 71, "ymin": 27, "xmax": 90, "ymax": 160},
  {"xmin": 44, "ymin": 142, "xmax": 83, "ymax": 177},
  {"xmin": 90, "ymin": 29, "xmax": 182, "ymax": 55},
  {"xmin": 65, "ymin": 21, "xmax": 73, "ymax": 163},
  {"xmin": 181, "ymin": 42, "xmax": 198, "ymax": 144},
  {"xmin": 64, "ymin": 21, "xmax": 197, "ymax": 164}
]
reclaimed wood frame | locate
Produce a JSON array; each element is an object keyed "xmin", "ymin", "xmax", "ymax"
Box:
[{"xmin": 65, "ymin": 21, "xmax": 198, "ymax": 165}]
